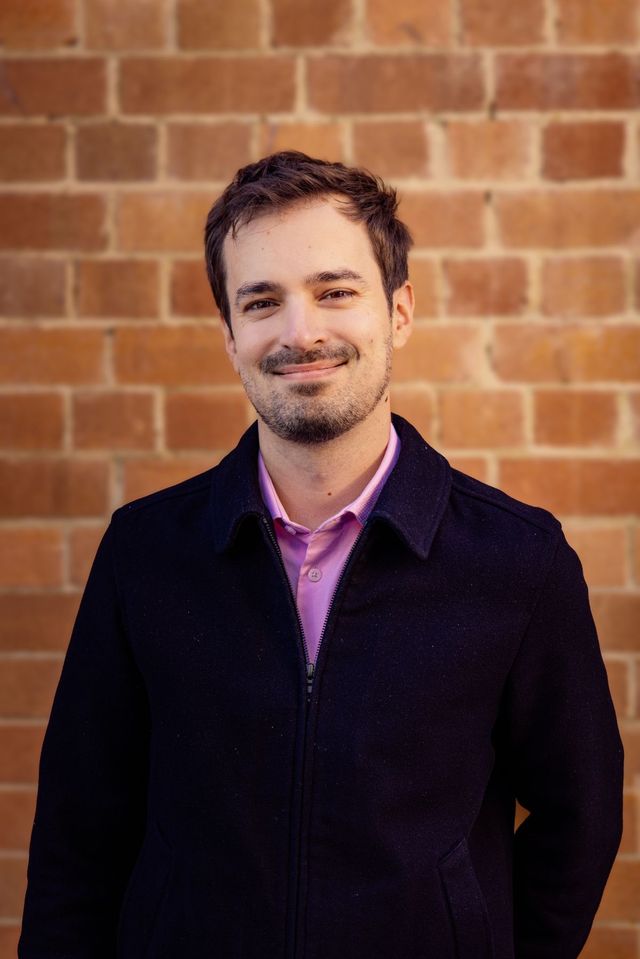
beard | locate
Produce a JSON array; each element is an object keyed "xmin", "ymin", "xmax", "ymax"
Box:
[{"xmin": 240, "ymin": 341, "xmax": 393, "ymax": 445}]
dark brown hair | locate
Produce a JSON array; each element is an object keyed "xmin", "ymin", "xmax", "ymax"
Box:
[{"xmin": 204, "ymin": 151, "xmax": 413, "ymax": 329}]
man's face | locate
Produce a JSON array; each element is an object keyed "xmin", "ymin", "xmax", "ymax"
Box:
[{"xmin": 220, "ymin": 197, "xmax": 413, "ymax": 445}]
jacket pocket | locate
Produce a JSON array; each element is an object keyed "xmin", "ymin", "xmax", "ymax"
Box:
[
  {"xmin": 438, "ymin": 837, "xmax": 494, "ymax": 959},
  {"xmin": 117, "ymin": 822, "xmax": 172, "ymax": 959}
]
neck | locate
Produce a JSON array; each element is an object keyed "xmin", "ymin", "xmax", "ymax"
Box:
[{"xmin": 258, "ymin": 406, "xmax": 392, "ymax": 530}]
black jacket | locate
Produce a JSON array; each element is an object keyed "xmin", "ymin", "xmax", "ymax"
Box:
[{"xmin": 19, "ymin": 416, "xmax": 623, "ymax": 959}]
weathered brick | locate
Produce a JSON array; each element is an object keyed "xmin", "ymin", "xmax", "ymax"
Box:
[
  {"xmin": 621, "ymin": 791, "xmax": 638, "ymax": 853},
  {"xmin": 72, "ymin": 391, "xmax": 156, "ymax": 451},
  {"xmin": 120, "ymin": 57, "xmax": 295, "ymax": 114},
  {"xmin": 258, "ymin": 122, "xmax": 344, "ymax": 160},
  {"xmin": 0, "ymin": 257, "xmax": 66, "ymax": 316},
  {"xmin": 114, "ymin": 325, "xmax": 236, "ymax": 387},
  {"xmin": 0, "ymin": 788, "xmax": 36, "ymax": 850},
  {"xmin": 556, "ymin": 0, "xmax": 638, "ymax": 45},
  {"xmin": 394, "ymin": 324, "xmax": 485, "ymax": 383},
  {"xmin": 543, "ymin": 122, "xmax": 624, "ymax": 181},
  {"xmin": 272, "ymin": 0, "xmax": 352, "ymax": 46},
  {"xmin": 598, "ymin": 858, "xmax": 640, "ymax": 920},
  {"xmin": 602, "ymin": 658, "xmax": 630, "ymax": 720},
  {"xmin": 75, "ymin": 259, "xmax": 159, "ymax": 318},
  {"xmin": 390, "ymin": 387, "xmax": 434, "ymax": 437},
  {"xmin": 0, "ymin": 393, "xmax": 64, "ymax": 450},
  {"xmin": 165, "ymin": 391, "xmax": 249, "ymax": 449},
  {"xmin": 461, "ymin": 0, "xmax": 544, "ymax": 45},
  {"xmin": 0, "ymin": 459, "xmax": 110, "ymax": 517},
  {"xmin": 634, "ymin": 525, "xmax": 640, "ymax": 586},
  {"xmin": 0, "ymin": 593, "xmax": 79, "ymax": 652},
  {"xmin": 541, "ymin": 257, "xmax": 626, "ymax": 318},
  {"xmin": 444, "ymin": 258, "xmax": 527, "ymax": 316},
  {"xmin": 0, "ymin": 58, "xmax": 106, "ymax": 116},
  {"xmin": 495, "ymin": 190, "xmax": 640, "ymax": 249},
  {"xmin": 0, "ymin": 660, "xmax": 62, "ymax": 718},
  {"xmin": 122, "ymin": 456, "xmax": 217, "ymax": 502},
  {"xmin": 445, "ymin": 120, "xmax": 532, "ymax": 180},
  {"xmin": 591, "ymin": 595, "xmax": 640, "ymax": 653},
  {"xmin": 0, "ymin": 856, "xmax": 27, "ymax": 915},
  {"xmin": 0, "ymin": 0, "xmax": 76, "ymax": 49},
  {"xmin": 0, "ymin": 527, "xmax": 64, "ymax": 588},
  {"xmin": 408, "ymin": 258, "xmax": 438, "ymax": 317},
  {"xmin": 167, "ymin": 123, "xmax": 253, "ymax": 181},
  {"xmin": 439, "ymin": 389, "xmax": 524, "ymax": 448},
  {"xmin": 76, "ymin": 122, "xmax": 157, "ymax": 181},
  {"xmin": 85, "ymin": 0, "xmax": 167, "ymax": 49},
  {"xmin": 498, "ymin": 459, "xmax": 640, "ymax": 517},
  {"xmin": 178, "ymin": 0, "xmax": 261, "ymax": 49},
  {"xmin": 632, "ymin": 393, "xmax": 640, "ymax": 445},
  {"xmin": 496, "ymin": 54, "xmax": 639, "ymax": 110},
  {"xmin": 533, "ymin": 390, "xmax": 617, "ymax": 446},
  {"xmin": 307, "ymin": 55, "xmax": 484, "ymax": 113},
  {"xmin": 116, "ymin": 192, "xmax": 210, "ymax": 253},
  {"xmin": 0, "ymin": 124, "xmax": 66, "ymax": 180},
  {"xmin": 353, "ymin": 122, "xmax": 428, "ymax": 177},
  {"xmin": 0, "ymin": 329, "xmax": 105, "ymax": 385},
  {"xmin": 401, "ymin": 192, "xmax": 485, "ymax": 248},
  {"xmin": 563, "ymin": 524, "xmax": 628, "ymax": 589},
  {"xmin": 170, "ymin": 260, "xmax": 214, "ymax": 317},
  {"xmin": 0, "ymin": 725, "xmax": 44, "ymax": 780},
  {"xmin": 447, "ymin": 455, "xmax": 489, "ymax": 482},
  {"xmin": 367, "ymin": 0, "xmax": 452, "ymax": 47},
  {"xmin": 0, "ymin": 194, "xmax": 106, "ymax": 251},
  {"xmin": 69, "ymin": 524, "xmax": 103, "ymax": 588},
  {"xmin": 580, "ymin": 926, "xmax": 638, "ymax": 959},
  {"xmin": 0, "ymin": 926, "xmax": 21, "ymax": 957}
]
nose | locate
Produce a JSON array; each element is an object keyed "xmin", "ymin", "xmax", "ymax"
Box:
[{"xmin": 278, "ymin": 298, "xmax": 326, "ymax": 351}]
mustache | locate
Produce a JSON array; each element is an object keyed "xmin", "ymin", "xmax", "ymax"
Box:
[{"xmin": 260, "ymin": 345, "xmax": 357, "ymax": 374}]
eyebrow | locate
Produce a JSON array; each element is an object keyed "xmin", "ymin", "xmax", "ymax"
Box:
[{"xmin": 234, "ymin": 269, "xmax": 368, "ymax": 308}]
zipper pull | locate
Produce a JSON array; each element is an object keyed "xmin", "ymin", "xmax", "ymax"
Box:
[{"xmin": 306, "ymin": 661, "xmax": 315, "ymax": 699}]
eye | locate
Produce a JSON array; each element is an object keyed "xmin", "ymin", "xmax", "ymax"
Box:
[
  {"xmin": 245, "ymin": 299, "xmax": 277, "ymax": 312},
  {"xmin": 320, "ymin": 289, "xmax": 354, "ymax": 301}
]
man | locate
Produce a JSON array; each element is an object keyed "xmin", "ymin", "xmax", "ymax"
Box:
[{"xmin": 20, "ymin": 152, "xmax": 623, "ymax": 959}]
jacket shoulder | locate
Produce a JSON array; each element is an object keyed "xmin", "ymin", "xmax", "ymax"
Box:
[
  {"xmin": 112, "ymin": 467, "xmax": 215, "ymax": 525},
  {"xmin": 449, "ymin": 467, "xmax": 562, "ymax": 537}
]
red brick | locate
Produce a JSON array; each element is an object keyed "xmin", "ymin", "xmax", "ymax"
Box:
[
  {"xmin": 543, "ymin": 122, "xmax": 624, "ymax": 181},
  {"xmin": 0, "ymin": 725, "xmax": 44, "ymax": 780},
  {"xmin": 533, "ymin": 390, "xmax": 617, "ymax": 446},
  {"xmin": 72, "ymin": 391, "xmax": 155, "ymax": 451},
  {"xmin": 444, "ymin": 258, "xmax": 527, "ymax": 316},
  {"xmin": 0, "ymin": 788, "xmax": 36, "ymax": 850},
  {"xmin": 0, "ymin": 194, "xmax": 106, "ymax": 251},
  {"xmin": 120, "ymin": 57, "xmax": 295, "ymax": 114},
  {"xmin": 0, "ymin": 527, "xmax": 64, "ymax": 588},
  {"xmin": 76, "ymin": 122, "xmax": 157, "ymax": 181},
  {"xmin": 0, "ymin": 855, "xmax": 27, "ymax": 916},
  {"xmin": 598, "ymin": 857, "xmax": 640, "ymax": 920},
  {"xmin": 601, "ymin": 658, "xmax": 630, "ymax": 719},
  {"xmin": 171, "ymin": 260, "xmax": 215, "ymax": 317},
  {"xmin": 258, "ymin": 122, "xmax": 344, "ymax": 160},
  {"xmin": 591, "ymin": 595, "xmax": 640, "ymax": 653},
  {"xmin": 0, "ymin": 257, "xmax": 66, "ymax": 317},
  {"xmin": 0, "ymin": 660, "xmax": 62, "ymax": 718},
  {"xmin": 390, "ymin": 387, "xmax": 434, "ymax": 437},
  {"xmin": 632, "ymin": 394, "xmax": 640, "ymax": 445},
  {"xmin": 498, "ymin": 459, "xmax": 640, "ymax": 518},
  {"xmin": 165, "ymin": 391, "xmax": 249, "ymax": 450},
  {"xmin": 401, "ymin": 192, "xmax": 485, "ymax": 248},
  {"xmin": 496, "ymin": 190, "xmax": 640, "ymax": 249},
  {"xmin": 461, "ymin": 0, "xmax": 544, "ymax": 45},
  {"xmin": 408, "ymin": 258, "xmax": 438, "ymax": 318},
  {"xmin": 621, "ymin": 724, "xmax": 640, "ymax": 784},
  {"xmin": 439, "ymin": 389, "xmax": 524, "ymax": 448},
  {"xmin": 167, "ymin": 123, "xmax": 252, "ymax": 181},
  {"xmin": 542, "ymin": 257, "xmax": 625, "ymax": 318},
  {"xmin": 75, "ymin": 259, "xmax": 159, "ymax": 318},
  {"xmin": 0, "ymin": 593, "xmax": 79, "ymax": 652},
  {"xmin": 367, "ymin": 0, "xmax": 452, "ymax": 46},
  {"xmin": 0, "ymin": 926, "xmax": 21, "ymax": 958},
  {"xmin": 0, "ymin": 0, "xmax": 76, "ymax": 49},
  {"xmin": 0, "ymin": 329, "xmax": 105, "ymax": 385},
  {"xmin": 85, "ymin": 0, "xmax": 167, "ymax": 49},
  {"xmin": 122, "ymin": 455, "xmax": 217, "ymax": 502},
  {"xmin": 307, "ymin": 55, "xmax": 484, "ymax": 113},
  {"xmin": 563, "ymin": 525, "xmax": 628, "ymax": 588},
  {"xmin": 621, "ymin": 791, "xmax": 638, "ymax": 853},
  {"xmin": 116, "ymin": 192, "xmax": 210, "ymax": 253},
  {"xmin": 496, "ymin": 54, "xmax": 639, "ymax": 111},
  {"xmin": 178, "ymin": 0, "xmax": 261, "ymax": 48},
  {"xmin": 69, "ymin": 524, "xmax": 103, "ymax": 588},
  {"xmin": 634, "ymin": 525, "xmax": 640, "ymax": 586},
  {"xmin": 446, "ymin": 120, "xmax": 532, "ymax": 180},
  {"xmin": 567, "ymin": 327, "xmax": 640, "ymax": 382},
  {"xmin": 0, "ymin": 124, "xmax": 66, "ymax": 180},
  {"xmin": 0, "ymin": 393, "xmax": 64, "ymax": 450},
  {"xmin": 353, "ymin": 122, "xmax": 428, "ymax": 177},
  {"xmin": 272, "ymin": 0, "xmax": 351, "ymax": 46},
  {"xmin": 581, "ymin": 926, "xmax": 638, "ymax": 959},
  {"xmin": 114, "ymin": 325, "xmax": 236, "ymax": 387},
  {"xmin": 0, "ymin": 459, "xmax": 110, "ymax": 518},
  {"xmin": 446, "ymin": 455, "xmax": 489, "ymax": 482},
  {"xmin": 394, "ymin": 324, "xmax": 485, "ymax": 383},
  {"xmin": 556, "ymin": 0, "xmax": 638, "ymax": 45},
  {"xmin": 0, "ymin": 59, "xmax": 106, "ymax": 116}
]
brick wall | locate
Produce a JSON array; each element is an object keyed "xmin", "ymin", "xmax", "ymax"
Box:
[{"xmin": 0, "ymin": 0, "xmax": 639, "ymax": 954}]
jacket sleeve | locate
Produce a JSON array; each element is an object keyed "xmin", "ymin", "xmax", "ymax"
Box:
[
  {"xmin": 19, "ymin": 521, "xmax": 150, "ymax": 958},
  {"xmin": 499, "ymin": 532, "xmax": 624, "ymax": 959}
]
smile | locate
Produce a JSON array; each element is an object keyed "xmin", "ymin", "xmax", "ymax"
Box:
[{"xmin": 273, "ymin": 361, "xmax": 346, "ymax": 380}]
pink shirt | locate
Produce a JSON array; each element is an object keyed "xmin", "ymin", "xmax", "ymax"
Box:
[{"xmin": 258, "ymin": 426, "xmax": 400, "ymax": 665}]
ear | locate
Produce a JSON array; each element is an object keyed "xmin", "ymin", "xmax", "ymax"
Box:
[
  {"xmin": 218, "ymin": 314, "xmax": 239, "ymax": 373},
  {"xmin": 391, "ymin": 281, "xmax": 414, "ymax": 350}
]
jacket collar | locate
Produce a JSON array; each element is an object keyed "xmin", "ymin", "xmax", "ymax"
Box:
[{"xmin": 210, "ymin": 414, "xmax": 451, "ymax": 562}]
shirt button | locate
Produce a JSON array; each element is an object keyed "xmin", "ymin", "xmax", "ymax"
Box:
[{"xmin": 307, "ymin": 567, "xmax": 323, "ymax": 582}]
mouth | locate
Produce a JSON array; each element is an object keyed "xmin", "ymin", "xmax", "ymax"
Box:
[{"xmin": 273, "ymin": 361, "xmax": 347, "ymax": 380}]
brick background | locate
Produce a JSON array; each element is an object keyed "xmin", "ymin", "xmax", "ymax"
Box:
[{"xmin": 0, "ymin": 0, "xmax": 638, "ymax": 953}]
